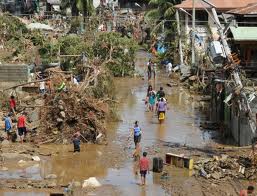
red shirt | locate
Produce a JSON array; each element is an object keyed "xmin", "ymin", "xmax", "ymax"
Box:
[
  {"xmin": 140, "ymin": 157, "xmax": 149, "ymax": 171},
  {"xmin": 18, "ymin": 115, "xmax": 26, "ymax": 128},
  {"xmin": 10, "ymin": 99, "xmax": 16, "ymax": 108}
]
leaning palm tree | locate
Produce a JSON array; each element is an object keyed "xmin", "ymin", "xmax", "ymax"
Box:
[{"xmin": 146, "ymin": 0, "xmax": 182, "ymax": 31}]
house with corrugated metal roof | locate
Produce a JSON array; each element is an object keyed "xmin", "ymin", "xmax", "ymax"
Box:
[
  {"xmin": 174, "ymin": 0, "xmax": 257, "ymax": 45},
  {"xmin": 226, "ymin": 3, "xmax": 257, "ymax": 77}
]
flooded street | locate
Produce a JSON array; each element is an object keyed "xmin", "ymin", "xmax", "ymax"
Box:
[{"xmin": 1, "ymin": 51, "xmax": 216, "ymax": 196}]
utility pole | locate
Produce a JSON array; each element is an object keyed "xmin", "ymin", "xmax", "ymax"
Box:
[
  {"xmin": 191, "ymin": 0, "xmax": 195, "ymax": 67},
  {"xmin": 176, "ymin": 10, "xmax": 184, "ymax": 66}
]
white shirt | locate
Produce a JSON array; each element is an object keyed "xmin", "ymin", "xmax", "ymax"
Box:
[
  {"xmin": 73, "ymin": 78, "xmax": 79, "ymax": 85},
  {"xmin": 167, "ymin": 63, "xmax": 172, "ymax": 72},
  {"xmin": 39, "ymin": 81, "xmax": 45, "ymax": 90}
]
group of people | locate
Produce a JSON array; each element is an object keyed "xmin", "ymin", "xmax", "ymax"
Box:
[
  {"xmin": 130, "ymin": 121, "xmax": 150, "ymax": 186},
  {"xmin": 127, "ymin": 83, "xmax": 168, "ymax": 185},
  {"xmin": 145, "ymin": 85, "xmax": 167, "ymax": 119},
  {"xmin": 4, "ymin": 96, "xmax": 28, "ymax": 143}
]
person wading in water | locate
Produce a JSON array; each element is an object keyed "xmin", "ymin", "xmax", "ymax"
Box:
[{"xmin": 130, "ymin": 121, "xmax": 142, "ymax": 148}]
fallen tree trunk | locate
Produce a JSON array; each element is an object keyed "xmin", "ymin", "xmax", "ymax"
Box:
[{"xmin": 3, "ymin": 78, "xmax": 51, "ymax": 91}]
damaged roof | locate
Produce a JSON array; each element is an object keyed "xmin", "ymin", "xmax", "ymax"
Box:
[
  {"xmin": 230, "ymin": 27, "xmax": 257, "ymax": 41},
  {"xmin": 175, "ymin": 0, "xmax": 257, "ymax": 10},
  {"xmin": 227, "ymin": 3, "xmax": 257, "ymax": 15}
]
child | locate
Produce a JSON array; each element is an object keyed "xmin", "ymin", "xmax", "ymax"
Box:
[
  {"xmin": 148, "ymin": 91, "xmax": 156, "ymax": 112},
  {"xmin": 73, "ymin": 134, "xmax": 81, "ymax": 153},
  {"xmin": 139, "ymin": 152, "xmax": 150, "ymax": 185},
  {"xmin": 133, "ymin": 143, "xmax": 141, "ymax": 175}
]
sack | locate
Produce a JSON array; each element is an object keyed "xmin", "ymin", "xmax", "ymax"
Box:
[{"xmin": 153, "ymin": 157, "xmax": 163, "ymax": 173}]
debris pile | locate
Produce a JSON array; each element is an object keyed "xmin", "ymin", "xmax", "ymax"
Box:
[
  {"xmin": 37, "ymin": 92, "xmax": 108, "ymax": 144},
  {"xmin": 33, "ymin": 67, "xmax": 109, "ymax": 144},
  {"xmin": 194, "ymin": 155, "xmax": 257, "ymax": 180}
]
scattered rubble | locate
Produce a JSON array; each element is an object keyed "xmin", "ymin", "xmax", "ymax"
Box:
[{"xmin": 194, "ymin": 154, "xmax": 257, "ymax": 180}]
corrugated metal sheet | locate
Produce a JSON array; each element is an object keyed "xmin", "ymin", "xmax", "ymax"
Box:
[
  {"xmin": 0, "ymin": 64, "xmax": 29, "ymax": 82},
  {"xmin": 175, "ymin": 0, "xmax": 257, "ymax": 10},
  {"xmin": 227, "ymin": 3, "xmax": 257, "ymax": 15},
  {"xmin": 230, "ymin": 27, "xmax": 257, "ymax": 41}
]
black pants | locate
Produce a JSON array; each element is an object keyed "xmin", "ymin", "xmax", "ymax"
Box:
[
  {"xmin": 74, "ymin": 145, "xmax": 80, "ymax": 152},
  {"xmin": 134, "ymin": 134, "xmax": 141, "ymax": 146}
]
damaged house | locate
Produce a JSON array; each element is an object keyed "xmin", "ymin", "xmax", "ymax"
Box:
[{"xmin": 175, "ymin": 0, "xmax": 257, "ymax": 146}]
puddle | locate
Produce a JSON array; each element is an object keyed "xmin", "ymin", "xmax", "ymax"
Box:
[
  {"xmin": 1, "ymin": 51, "xmax": 216, "ymax": 195},
  {"xmin": 0, "ymin": 192, "xmax": 48, "ymax": 196},
  {"xmin": 0, "ymin": 164, "xmax": 41, "ymax": 180}
]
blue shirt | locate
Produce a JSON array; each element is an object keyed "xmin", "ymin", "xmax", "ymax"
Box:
[
  {"xmin": 134, "ymin": 126, "xmax": 141, "ymax": 136},
  {"xmin": 5, "ymin": 117, "xmax": 12, "ymax": 131}
]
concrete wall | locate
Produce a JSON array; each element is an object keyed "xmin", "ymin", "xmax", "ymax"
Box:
[
  {"xmin": 0, "ymin": 64, "xmax": 29, "ymax": 82},
  {"xmin": 230, "ymin": 111, "xmax": 255, "ymax": 146},
  {"xmin": 0, "ymin": 64, "xmax": 29, "ymax": 90},
  {"xmin": 210, "ymin": 83, "xmax": 256, "ymax": 146}
]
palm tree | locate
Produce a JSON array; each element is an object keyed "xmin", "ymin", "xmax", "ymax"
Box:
[
  {"xmin": 146, "ymin": 0, "xmax": 182, "ymax": 20},
  {"xmin": 145, "ymin": 0, "xmax": 182, "ymax": 34}
]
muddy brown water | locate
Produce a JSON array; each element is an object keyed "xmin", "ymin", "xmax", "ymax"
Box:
[{"xmin": 1, "ymin": 51, "xmax": 216, "ymax": 195}]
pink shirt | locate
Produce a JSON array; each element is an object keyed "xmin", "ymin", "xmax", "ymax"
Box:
[{"xmin": 140, "ymin": 157, "xmax": 149, "ymax": 171}]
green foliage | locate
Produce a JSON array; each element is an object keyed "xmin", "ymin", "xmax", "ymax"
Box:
[
  {"xmin": 94, "ymin": 32, "xmax": 138, "ymax": 76},
  {"xmin": 57, "ymin": 34, "xmax": 93, "ymax": 70},
  {"xmin": 92, "ymin": 70, "xmax": 115, "ymax": 99},
  {"xmin": 0, "ymin": 14, "xmax": 27, "ymax": 41}
]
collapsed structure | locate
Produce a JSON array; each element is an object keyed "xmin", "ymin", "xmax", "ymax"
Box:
[{"xmin": 175, "ymin": 0, "xmax": 257, "ymax": 146}]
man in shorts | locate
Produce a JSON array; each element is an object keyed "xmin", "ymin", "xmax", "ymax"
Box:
[
  {"xmin": 139, "ymin": 152, "xmax": 150, "ymax": 185},
  {"xmin": 18, "ymin": 112, "xmax": 27, "ymax": 144}
]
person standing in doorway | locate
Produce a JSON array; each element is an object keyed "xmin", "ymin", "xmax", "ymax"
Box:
[{"xmin": 139, "ymin": 152, "xmax": 150, "ymax": 186}]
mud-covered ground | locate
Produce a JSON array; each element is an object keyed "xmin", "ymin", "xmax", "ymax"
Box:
[{"xmin": 1, "ymin": 51, "xmax": 256, "ymax": 196}]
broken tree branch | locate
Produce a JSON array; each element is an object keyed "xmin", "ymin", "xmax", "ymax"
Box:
[{"xmin": 3, "ymin": 78, "xmax": 51, "ymax": 91}]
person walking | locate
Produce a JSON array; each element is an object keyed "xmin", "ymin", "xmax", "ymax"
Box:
[
  {"xmin": 148, "ymin": 90, "xmax": 156, "ymax": 112},
  {"xmin": 17, "ymin": 112, "xmax": 27, "ymax": 144},
  {"xmin": 156, "ymin": 97, "xmax": 167, "ymax": 119},
  {"xmin": 139, "ymin": 152, "xmax": 150, "ymax": 186},
  {"xmin": 4, "ymin": 113, "xmax": 12, "ymax": 140},
  {"xmin": 130, "ymin": 121, "xmax": 142, "ymax": 148},
  {"xmin": 147, "ymin": 60, "xmax": 152, "ymax": 80},
  {"xmin": 9, "ymin": 95, "xmax": 16, "ymax": 115}
]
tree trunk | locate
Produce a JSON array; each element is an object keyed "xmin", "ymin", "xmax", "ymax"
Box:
[
  {"xmin": 70, "ymin": 0, "xmax": 79, "ymax": 16},
  {"xmin": 83, "ymin": 0, "xmax": 88, "ymax": 22}
]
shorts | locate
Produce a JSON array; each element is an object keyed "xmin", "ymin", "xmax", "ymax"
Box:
[
  {"xmin": 158, "ymin": 111, "xmax": 165, "ymax": 118},
  {"xmin": 134, "ymin": 135, "xmax": 141, "ymax": 145},
  {"xmin": 140, "ymin": 170, "xmax": 147, "ymax": 177},
  {"xmin": 18, "ymin": 127, "xmax": 26, "ymax": 136}
]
